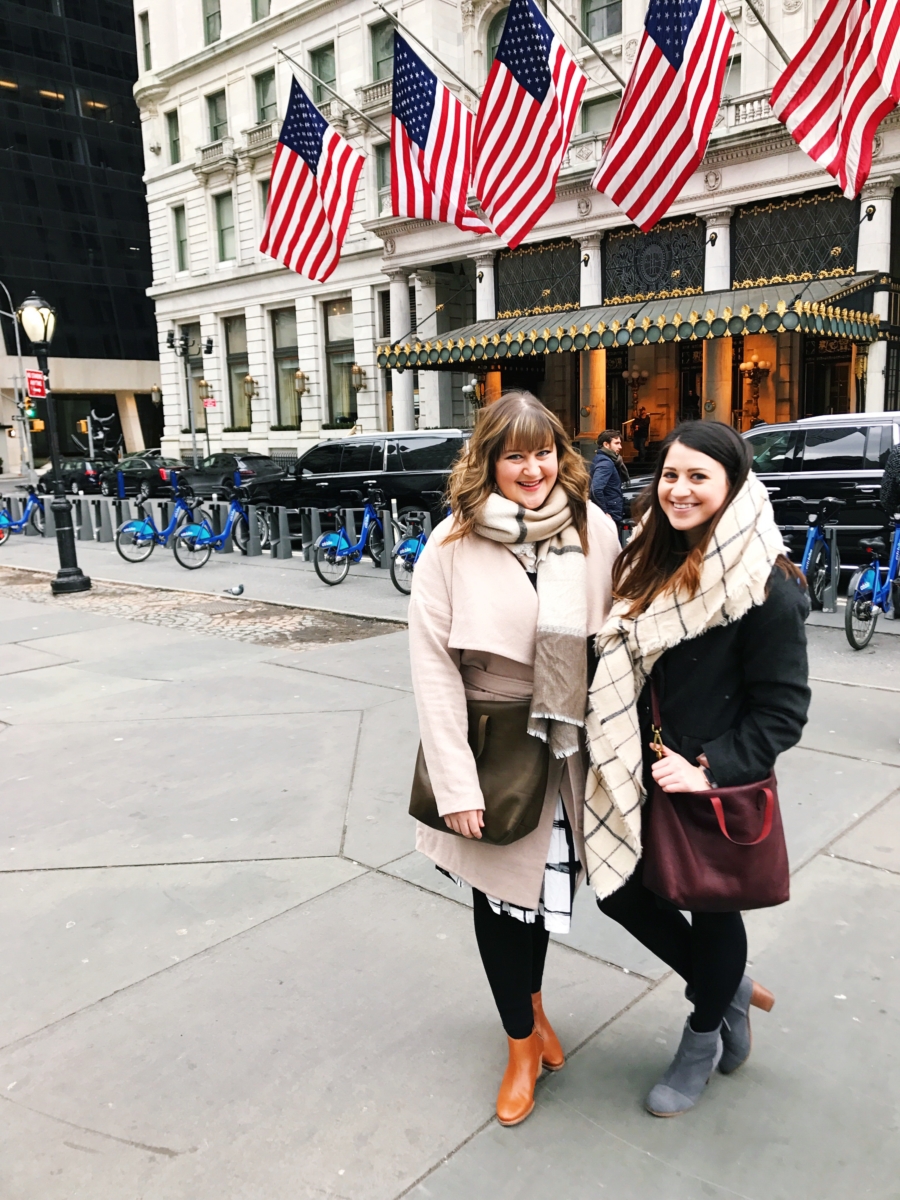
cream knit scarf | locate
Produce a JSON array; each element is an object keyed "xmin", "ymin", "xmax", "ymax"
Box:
[
  {"xmin": 583, "ymin": 474, "xmax": 785, "ymax": 899},
  {"xmin": 475, "ymin": 483, "xmax": 587, "ymax": 758}
]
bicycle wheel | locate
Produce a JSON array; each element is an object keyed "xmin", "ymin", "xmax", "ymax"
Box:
[
  {"xmin": 173, "ymin": 527, "xmax": 212, "ymax": 570},
  {"xmin": 390, "ymin": 551, "xmax": 415, "ymax": 595},
  {"xmin": 116, "ymin": 521, "xmax": 155, "ymax": 563},
  {"xmin": 314, "ymin": 542, "xmax": 350, "ymax": 585},
  {"xmin": 0, "ymin": 518, "xmax": 10, "ymax": 546},
  {"xmin": 844, "ymin": 570, "xmax": 878, "ymax": 650},
  {"xmin": 366, "ymin": 523, "xmax": 385, "ymax": 566},
  {"xmin": 30, "ymin": 504, "xmax": 45, "ymax": 536},
  {"xmin": 808, "ymin": 541, "xmax": 829, "ymax": 610}
]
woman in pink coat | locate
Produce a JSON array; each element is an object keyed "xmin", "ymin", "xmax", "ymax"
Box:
[{"xmin": 408, "ymin": 391, "xmax": 619, "ymax": 1126}]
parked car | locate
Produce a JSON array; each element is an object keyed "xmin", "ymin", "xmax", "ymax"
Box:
[
  {"xmin": 278, "ymin": 430, "xmax": 470, "ymax": 523},
  {"xmin": 621, "ymin": 414, "xmax": 899, "ymax": 571},
  {"xmin": 37, "ymin": 457, "xmax": 113, "ymax": 496},
  {"xmin": 179, "ymin": 452, "xmax": 286, "ymax": 501},
  {"xmin": 98, "ymin": 453, "xmax": 186, "ymax": 499}
]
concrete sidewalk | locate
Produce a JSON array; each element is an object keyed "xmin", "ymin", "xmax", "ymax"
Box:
[{"xmin": 0, "ymin": 577, "xmax": 898, "ymax": 1198}]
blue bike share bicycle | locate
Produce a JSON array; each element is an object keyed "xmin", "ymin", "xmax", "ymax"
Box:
[
  {"xmin": 390, "ymin": 510, "xmax": 429, "ymax": 595},
  {"xmin": 313, "ymin": 486, "xmax": 386, "ymax": 585},
  {"xmin": 0, "ymin": 487, "xmax": 45, "ymax": 543},
  {"xmin": 844, "ymin": 511, "xmax": 900, "ymax": 649},
  {"xmin": 172, "ymin": 485, "xmax": 263, "ymax": 569},
  {"xmin": 115, "ymin": 477, "xmax": 199, "ymax": 563},
  {"xmin": 777, "ymin": 494, "xmax": 844, "ymax": 610}
]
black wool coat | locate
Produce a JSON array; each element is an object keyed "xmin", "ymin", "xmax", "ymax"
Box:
[{"xmin": 637, "ymin": 568, "xmax": 811, "ymax": 789}]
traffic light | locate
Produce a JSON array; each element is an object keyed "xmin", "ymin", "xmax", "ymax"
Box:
[
  {"xmin": 76, "ymin": 419, "xmax": 89, "ymax": 433},
  {"xmin": 30, "ymin": 419, "xmax": 45, "ymax": 432},
  {"xmin": 25, "ymin": 404, "xmax": 36, "ymax": 419}
]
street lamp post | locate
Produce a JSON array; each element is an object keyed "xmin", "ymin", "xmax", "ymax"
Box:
[
  {"xmin": 167, "ymin": 329, "xmax": 213, "ymax": 467},
  {"xmin": 15, "ymin": 293, "xmax": 91, "ymax": 594},
  {"xmin": 0, "ymin": 278, "xmax": 35, "ymax": 481}
]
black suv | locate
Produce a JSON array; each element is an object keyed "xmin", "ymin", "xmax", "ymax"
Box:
[
  {"xmin": 279, "ymin": 430, "xmax": 469, "ymax": 521},
  {"xmin": 622, "ymin": 414, "xmax": 899, "ymax": 570},
  {"xmin": 745, "ymin": 414, "xmax": 898, "ymax": 569}
]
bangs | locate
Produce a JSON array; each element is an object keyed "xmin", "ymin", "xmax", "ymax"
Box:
[{"xmin": 499, "ymin": 405, "xmax": 557, "ymax": 454}]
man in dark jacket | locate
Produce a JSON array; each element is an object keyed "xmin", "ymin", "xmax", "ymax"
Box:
[{"xmin": 590, "ymin": 430, "xmax": 629, "ymax": 531}]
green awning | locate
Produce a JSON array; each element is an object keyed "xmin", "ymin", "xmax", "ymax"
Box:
[{"xmin": 377, "ymin": 272, "xmax": 882, "ymax": 371}]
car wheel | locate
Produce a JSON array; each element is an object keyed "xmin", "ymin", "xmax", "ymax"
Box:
[
  {"xmin": 100, "ymin": 479, "xmax": 111, "ymax": 496},
  {"xmin": 70, "ymin": 481, "xmax": 80, "ymax": 496}
]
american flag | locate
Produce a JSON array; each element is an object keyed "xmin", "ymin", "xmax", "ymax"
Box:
[
  {"xmin": 592, "ymin": 0, "xmax": 733, "ymax": 231},
  {"xmin": 259, "ymin": 77, "xmax": 364, "ymax": 282},
  {"xmin": 770, "ymin": 0, "xmax": 900, "ymax": 199},
  {"xmin": 472, "ymin": 0, "xmax": 585, "ymax": 248},
  {"xmin": 391, "ymin": 33, "xmax": 489, "ymax": 233}
]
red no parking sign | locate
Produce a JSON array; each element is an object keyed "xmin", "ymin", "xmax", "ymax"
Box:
[{"xmin": 25, "ymin": 370, "xmax": 46, "ymax": 399}]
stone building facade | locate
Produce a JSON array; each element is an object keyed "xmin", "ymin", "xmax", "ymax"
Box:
[{"xmin": 133, "ymin": 0, "xmax": 900, "ymax": 467}]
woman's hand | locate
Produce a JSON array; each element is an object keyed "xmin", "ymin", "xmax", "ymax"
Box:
[
  {"xmin": 649, "ymin": 745, "xmax": 709, "ymax": 793},
  {"xmin": 443, "ymin": 809, "xmax": 485, "ymax": 838}
]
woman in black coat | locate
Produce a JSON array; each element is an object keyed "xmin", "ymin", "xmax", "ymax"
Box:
[{"xmin": 588, "ymin": 421, "xmax": 810, "ymax": 1117}]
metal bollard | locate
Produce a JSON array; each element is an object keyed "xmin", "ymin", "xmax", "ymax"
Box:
[
  {"xmin": 269, "ymin": 506, "xmax": 293, "ymax": 559},
  {"xmin": 9, "ymin": 496, "xmax": 22, "ymax": 523},
  {"xmin": 822, "ymin": 525, "xmax": 839, "ymax": 614},
  {"xmin": 246, "ymin": 504, "xmax": 262, "ymax": 556},
  {"xmin": 378, "ymin": 506, "xmax": 393, "ymax": 567},
  {"xmin": 301, "ymin": 507, "xmax": 322, "ymax": 561},
  {"xmin": 42, "ymin": 497, "xmax": 56, "ymax": 538},
  {"xmin": 343, "ymin": 506, "xmax": 357, "ymax": 542},
  {"xmin": 95, "ymin": 499, "xmax": 115, "ymax": 543},
  {"xmin": 24, "ymin": 495, "xmax": 39, "ymax": 536},
  {"xmin": 422, "ymin": 511, "xmax": 433, "ymax": 537},
  {"xmin": 113, "ymin": 498, "xmax": 131, "ymax": 528},
  {"xmin": 77, "ymin": 497, "xmax": 94, "ymax": 541},
  {"xmin": 157, "ymin": 499, "xmax": 171, "ymax": 534},
  {"xmin": 210, "ymin": 502, "xmax": 232, "ymax": 553}
]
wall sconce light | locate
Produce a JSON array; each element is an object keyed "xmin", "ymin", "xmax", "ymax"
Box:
[
  {"xmin": 461, "ymin": 375, "xmax": 485, "ymax": 407},
  {"xmin": 582, "ymin": 253, "xmax": 591, "ymax": 266},
  {"xmin": 350, "ymin": 363, "xmax": 366, "ymax": 392},
  {"xmin": 150, "ymin": 384, "xmax": 163, "ymax": 406},
  {"xmin": 477, "ymin": 270, "xmax": 484, "ymax": 283},
  {"xmin": 861, "ymin": 204, "xmax": 876, "ymax": 224},
  {"xmin": 149, "ymin": 142, "xmax": 161, "ymax": 155},
  {"xmin": 294, "ymin": 369, "xmax": 308, "ymax": 397},
  {"xmin": 706, "ymin": 231, "xmax": 718, "ymax": 247},
  {"xmin": 242, "ymin": 375, "xmax": 258, "ymax": 401},
  {"xmin": 739, "ymin": 353, "xmax": 771, "ymax": 423},
  {"xmin": 621, "ymin": 368, "xmax": 649, "ymax": 404},
  {"xmin": 204, "ymin": 337, "xmax": 213, "ymax": 354},
  {"xmin": 197, "ymin": 379, "xmax": 211, "ymax": 401}
]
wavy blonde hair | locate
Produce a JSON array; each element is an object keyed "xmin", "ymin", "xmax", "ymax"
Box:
[{"xmin": 446, "ymin": 390, "xmax": 590, "ymax": 552}]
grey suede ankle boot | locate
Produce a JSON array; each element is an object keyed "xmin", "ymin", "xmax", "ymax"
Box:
[
  {"xmin": 717, "ymin": 976, "xmax": 775, "ymax": 1074},
  {"xmin": 645, "ymin": 1019, "xmax": 723, "ymax": 1117}
]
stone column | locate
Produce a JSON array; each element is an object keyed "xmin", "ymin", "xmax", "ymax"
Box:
[
  {"xmin": 576, "ymin": 233, "xmax": 603, "ymax": 307},
  {"xmin": 386, "ymin": 268, "xmax": 415, "ymax": 431},
  {"xmin": 857, "ymin": 179, "xmax": 895, "ymax": 412},
  {"xmin": 472, "ymin": 252, "xmax": 496, "ymax": 320},
  {"xmin": 115, "ymin": 392, "xmax": 145, "ymax": 452},
  {"xmin": 702, "ymin": 209, "xmax": 733, "ymax": 292},
  {"xmin": 414, "ymin": 271, "xmax": 452, "ymax": 428},
  {"xmin": 245, "ymin": 303, "xmax": 271, "ymax": 453}
]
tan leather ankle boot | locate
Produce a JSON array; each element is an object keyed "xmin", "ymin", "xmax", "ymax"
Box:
[
  {"xmin": 531, "ymin": 992, "xmax": 565, "ymax": 1071},
  {"xmin": 496, "ymin": 1030, "xmax": 544, "ymax": 1127}
]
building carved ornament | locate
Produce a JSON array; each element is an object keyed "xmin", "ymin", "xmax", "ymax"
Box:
[
  {"xmin": 704, "ymin": 169, "xmax": 722, "ymax": 191},
  {"xmin": 745, "ymin": 0, "xmax": 763, "ymax": 23},
  {"xmin": 625, "ymin": 39, "xmax": 638, "ymax": 61},
  {"xmin": 783, "ymin": 0, "xmax": 802, "ymax": 11},
  {"xmin": 577, "ymin": 197, "xmax": 593, "ymax": 216}
]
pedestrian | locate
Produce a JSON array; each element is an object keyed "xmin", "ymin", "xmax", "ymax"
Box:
[
  {"xmin": 589, "ymin": 430, "xmax": 629, "ymax": 534},
  {"xmin": 583, "ymin": 420, "xmax": 810, "ymax": 1117},
  {"xmin": 408, "ymin": 390, "xmax": 620, "ymax": 1127},
  {"xmin": 632, "ymin": 407, "xmax": 651, "ymax": 462}
]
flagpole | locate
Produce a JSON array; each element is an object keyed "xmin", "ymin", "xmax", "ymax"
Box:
[
  {"xmin": 740, "ymin": 0, "xmax": 790, "ymax": 66},
  {"xmin": 544, "ymin": 0, "xmax": 626, "ymax": 88},
  {"xmin": 272, "ymin": 45, "xmax": 389, "ymax": 136},
  {"xmin": 372, "ymin": 1, "xmax": 482, "ymax": 97}
]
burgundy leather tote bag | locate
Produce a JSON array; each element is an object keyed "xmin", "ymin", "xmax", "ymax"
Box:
[{"xmin": 642, "ymin": 683, "xmax": 790, "ymax": 912}]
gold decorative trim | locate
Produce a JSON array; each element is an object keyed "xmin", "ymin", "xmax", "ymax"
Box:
[
  {"xmin": 736, "ymin": 189, "xmax": 851, "ymax": 218},
  {"xmin": 497, "ymin": 239, "xmax": 576, "ymax": 259},
  {"xmin": 607, "ymin": 217, "xmax": 702, "ymax": 241},
  {"xmin": 496, "ymin": 301, "xmax": 580, "ymax": 318},
  {"xmin": 604, "ymin": 286, "xmax": 703, "ymax": 305},
  {"xmin": 732, "ymin": 266, "xmax": 855, "ymax": 289}
]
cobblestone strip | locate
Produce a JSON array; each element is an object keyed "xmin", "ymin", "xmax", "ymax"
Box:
[{"xmin": 0, "ymin": 567, "xmax": 404, "ymax": 651}]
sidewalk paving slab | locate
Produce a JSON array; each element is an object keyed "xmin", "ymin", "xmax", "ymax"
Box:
[
  {"xmin": 411, "ymin": 854, "xmax": 900, "ymax": 1200},
  {"xmin": 830, "ymin": 789, "xmax": 900, "ymax": 873},
  {"xmin": 0, "ymin": 871, "xmax": 644, "ymax": 1200}
]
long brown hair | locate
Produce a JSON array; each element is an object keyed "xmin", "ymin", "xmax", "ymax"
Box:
[
  {"xmin": 613, "ymin": 420, "xmax": 800, "ymax": 615},
  {"xmin": 446, "ymin": 390, "xmax": 590, "ymax": 552}
]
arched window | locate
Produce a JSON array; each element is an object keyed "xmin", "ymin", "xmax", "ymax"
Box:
[{"xmin": 487, "ymin": 8, "xmax": 509, "ymax": 64}]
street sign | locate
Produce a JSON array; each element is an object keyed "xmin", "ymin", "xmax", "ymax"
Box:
[
  {"xmin": 25, "ymin": 370, "xmax": 46, "ymax": 399},
  {"xmin": 202, "ymin": 398, "xmax": 217, "ymax": 409}
]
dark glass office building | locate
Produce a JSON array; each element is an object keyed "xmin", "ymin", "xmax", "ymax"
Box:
[{"xmin": 0, "ymin": 0, "xmax": 156, "ymax": 363}]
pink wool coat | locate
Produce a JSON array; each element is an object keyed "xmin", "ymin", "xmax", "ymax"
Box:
[{"xmin": 407, "ymin": 504, "xmax": 619, "ymax": 909}]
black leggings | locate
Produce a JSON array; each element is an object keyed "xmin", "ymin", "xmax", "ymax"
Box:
[
  {"xmin": 597, "ymin": 863, "xmax": 747, "ymax": 1033},
  {"xmin": 472, "ymin": 888, "xmax": 549, "ymax": 1039}
]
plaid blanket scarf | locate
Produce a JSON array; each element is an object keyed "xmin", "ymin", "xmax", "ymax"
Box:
[
  {"xmin": 475, "ymin": 484, "xmax": 587, "ymax": 758},
  {"xmin": 583, "ymin": 474, "xmax": 785, "ymax": 899}
]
